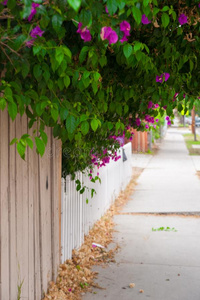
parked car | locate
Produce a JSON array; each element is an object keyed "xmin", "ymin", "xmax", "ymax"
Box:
[
  {"xmin": 185, "ymin": 116, "xmax": 192, "ymax": 125},
  {"xmin": 195, "ymin": 117, "xmax": 200, "ymax": 127}
]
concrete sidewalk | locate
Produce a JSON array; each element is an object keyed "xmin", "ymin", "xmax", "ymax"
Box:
[{"xmin": 83, "ymin": 128, "xmax": 200, "ymax": 300}]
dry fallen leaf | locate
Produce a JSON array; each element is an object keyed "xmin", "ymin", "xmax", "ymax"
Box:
[
  {"xmin": 42, "ymin": 170, "xmax": 141, "ymax": 300},
  {"xmin": 129, "ymin": 283, "xmax": 135, "ymax": 288},
  {"xmin": 139, "ymin": 289, "xmax": 144, "ymax": 293}
]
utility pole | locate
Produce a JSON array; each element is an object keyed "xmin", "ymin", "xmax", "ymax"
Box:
[{"xmin": 191, "ymin": 106, "xmax": 196, "ymax": 141}]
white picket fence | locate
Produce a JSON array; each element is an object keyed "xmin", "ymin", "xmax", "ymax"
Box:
[{"xmin": 61, "ymin": 142, "xmax": 132, "ymax": 263}]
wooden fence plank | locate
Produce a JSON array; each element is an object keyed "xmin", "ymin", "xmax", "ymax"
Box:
[
  {"xmin": 8, "ymin": 116, "xmax": 18, "ymax": 300},
  {"xmin": 15, "ymin": 115, "xmax": 26, "ymax": 298},
  {"xmin": 34, "ymin": 145, "xmax": 42, "ymax": 300},
  {"xmin": 51, "ymin": 135, "xmax": 61, "ymax": 279},
  {"xmin": 0, "ymin": 109, "xmax": 10, "ymax": 300},
  {"xmin": 21, "ymin": 115, "xmax": 29, "ymax": 299},
  {"xmin": 39, "ymin": 127, "xmax": 52, "ymax": 294},
  {"xmin": 27, "ymin": 125, "xmax": 35, "ymax": 300}
]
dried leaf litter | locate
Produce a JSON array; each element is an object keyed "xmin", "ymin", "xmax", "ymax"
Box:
[{"xmin": 43, "ymin": 167, "xmax": 142, "ymax": 300}]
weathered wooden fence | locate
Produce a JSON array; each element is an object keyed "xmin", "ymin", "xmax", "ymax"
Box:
[
  {"xmin": 61, "ymin": 142, "xmax": 132, "ymax": 263},
  {"xmin": 130, "ymin": 129, "xmax": 149, "ymax": 152},
  {"xmin": 0, "ymin": 110, "xmax": 61, "ymax": 300}
]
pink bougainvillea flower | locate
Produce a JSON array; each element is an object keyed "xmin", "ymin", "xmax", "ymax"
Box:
[
  {"xmin": 100, "ymin": 26, "xmax": 118, "ymax": 44},
  {"xmin": 156, "ymin": 74, "xmax": 163, "ymax": 83},
  {"xmin": 153, "ymin": 125, "xmax": 156, "ymax": 129},
  {"xmin": 156, "ymin": 72, "xmax": 170, "ymax": 83},
  {"xmin": 116, "ymin": 136, "xmax": 125, "ymax": 146},
  {"xmin": 120, "ymin": 21, "xmax": 131, "ymax": 34},
  {"xmin": 28, "ymin": 3, "xmax": 40, "ymax": 22},
  {"xmin": 30, "ymin": 26, "xmax": 44, "ymax": 38},
  {"xmin": 167, "ymin": 120, "xmax": 171, "ymax": 126},
  {"xmin": 173, "ymin": 92, "xmax": 179, "ymax": 101},
  {"xmin": 199, "ymin": 3, "xmax": 200, "ymax": 7},
  {"xmin": 178, "ymin": 14, "xmax": 188, "ymax": 25},
  {"xmin": 120, "ymin": 35, "xmax": 128, "ymax": 43},
  {"xmin": 148, "ymin": 101, "xmax": 153, "ymax": 109},
  {"xmin": 105, "ymin": 6, "xmax": 109, "ymax": 13},
  {"xmin": 77, "ymin": 22, "xmax": 91, "ymax": 42},
  {"xmin": 163, "ymin": 105, "xmax": 167, "ymax": 110},
  {"xmin": 68, "ymin": 289, "xmax": 72, "ymax": 292},
  {"xmin": 1, "ymin": 0, "xmax": 8, "ymax": 5},
  {"xmin": 156, "ymin": 118, "xmax": 159, "ymax": 122},
  {"xmin": 136, "ymin": 118, "xmax": 141, "ymax": 126},
  {"xmin": 166, "ymin": 116, "xmax": 170, "ymax": 121},
  {"xmin": 164, "ymin": 72, "xmax": 170, "ymax": 81},
  {"xmin": 154, "ymin": 104, "xmax": 159, "ymax": 109},
  {"xmin": 26, "ymin": 39, "xmax": 35, "ymax": 48},
  {"xmin": 141, "ymin": 14, "xmax": 151, "ymax": 25},
  {"xmin": 145, "ymin": 124, "xmax": 149, "ymax": 129}
]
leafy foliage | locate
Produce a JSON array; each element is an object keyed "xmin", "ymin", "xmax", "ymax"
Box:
[{"xmin": 0, "ymin": 0, "xmax": 200, "ymax": 175}]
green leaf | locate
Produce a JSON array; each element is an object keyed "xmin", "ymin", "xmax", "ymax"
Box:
[
  {"xmin": 39, "ymin": 130, "xmax": 48, "ymax": 146},
  {"xmin": 10, "ymin": 138, "xmax": 18, "ymax": 145},
  {"xmin": 63, "ymin": 47, "xmax": 72, "ymax": 59},
  {"xmin": 52, "ymin": 15, "xmax": 63, "ymax": 32},
  {"xmin": 153, "ymin": 8, "xmax": 160, "ymax": 16},
  {"xmin": 143, "ymin": 0, "xmax": 149, "ymax": 7},
  {"xmin": 8, "ymin": 102, "xmax": 17, "ymax": 121},
  {"xmin": 162, "ymin": 6, "xmax": 169, "ymax": 12},
  {"xmin": 51, "ymin": 107, "xmax": 59, "ymax": 122},
  {"xmin": 0, "ymin": 98, "xmax": 6, "ymax": 111},
  {"xmin": 79, "ymin": 46, "xmax": 89, "ymax": 63},
  {"xmin": 99, "ymin": 56, "xmax": 107, "ymax": 67},
  {"xmin": 66, "ymin": 115, "xmax": 76, "ymax": 135},
  {"xmin": 92, "ymin": 81, "xmax": 98, "ymax": 94},
  {"xmin": 26, "ymin": 137, "xmax": 33, "ymax": 149},
  {"xmin": 107, "ymin": 0, "xmax": 118, "ymax": 15},
  {"xmin": 80, "ymin": 187, "xmax": 85, "ymax": 194},
  {"xmin": 81, "ymin": 121, "xmax": 89, "ymax": 135},
  {"xmin": 22, "ymin": 0, "xmax": 31, "ymax": 18},
  {"xmin": 132, "ymin": 6, "xmax": 142, "ymax": 24},
  {"xmin": 93, "ymin": 72, "xmax": 101, "ymax": 81},
  {"xmin": 79, "ymin": 9, "xmax": 92, "ymax": 27},
  {"xmin": 64, "ymin": 76, "xmax": 70, "ymax": 88},
  {"xmin": 35, "ymin": 137, "xmax": 45, "ymax": 156},
  {"xmin": 161, "ymin": 13, "xmax": 170, "ymax": 28},
  {"xmin": 86, "ymin": 198, "xmax": 89, "ymax": 204},
  {"xmin": 67, "ymin": 0, "xmax": 81, "ymax": 11},
  {"xmin": 22, "ymin": 62, "xmax": 30, "ymax": 79},
  {"xmin": 33, "ymin": 46, "xmax": 42, "ymax": 56},
  {"xmin": 60, "ymin": 108, "xmax": 68, "ymax": 121},
  {"xmin": 33, "ymin": 65, "xmax": 42, "ymax": 80},
  {"xmin": 134, "ymin": 42, "xmax": 142, "ymax": 52},
  {"xmin": 123, "ymin": 44, "xmax": 132, "ymax": 58},
  {"xmin": 17, "ymin": 142, "xmax": 26, "ymax": 160},
  {"xmin": 91, "ymin": 119, "xmax": 98, "ymax": 132},
  {"xmin": 55, "ymin": 48, "xmax": 64, "ymax": 66}
]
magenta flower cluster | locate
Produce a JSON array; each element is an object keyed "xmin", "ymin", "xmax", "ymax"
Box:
[
  {"xmin": 77, "ymin": 22, "xmax": 91, "ymax": 42},
  {"xmin": 178, "ymin": 14, "xmax": 188, "ymax": 25},
  {"xmin": 141, "ymin": 14, "xmax": 151, "ymax": 25},
  {"xmin": 28, "ymin": 3, "xmax": 40, "ymax": 21},
  {"xmin": 120, "ymin": 21, "xmax": 131, "ymax": 43},
  {"xmin": 100, "ymin": 26, "xmax": 118, "ymax": 44},
  {"xmin": 26, "ymin": 26, "xmax": 44, "ymax": 48},
  {"xmin": 156, "ymin": 72, "xmax": 170, "ymax": 83},
  {"xmin": 166, "ymin": 116, "xmax": 171, "ymax": 125}
]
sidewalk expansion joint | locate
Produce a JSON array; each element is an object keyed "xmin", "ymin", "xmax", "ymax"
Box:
[{"xmin": 118, "ymin": 212, "xmax": 200, "ymax": 218}]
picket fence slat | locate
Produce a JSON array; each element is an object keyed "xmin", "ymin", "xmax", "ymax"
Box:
[
  {"xmin": 0, "ymin": 110, "xmax": 61, "ymax": 300},
  {"xmin": 61, "ymin": 143, "xmax": 132, "ymax": 263}
]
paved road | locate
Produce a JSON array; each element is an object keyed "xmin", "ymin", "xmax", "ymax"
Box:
[{"xmin": 83, "ymin": 128, "xmax": 200, "ymax": 300}]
